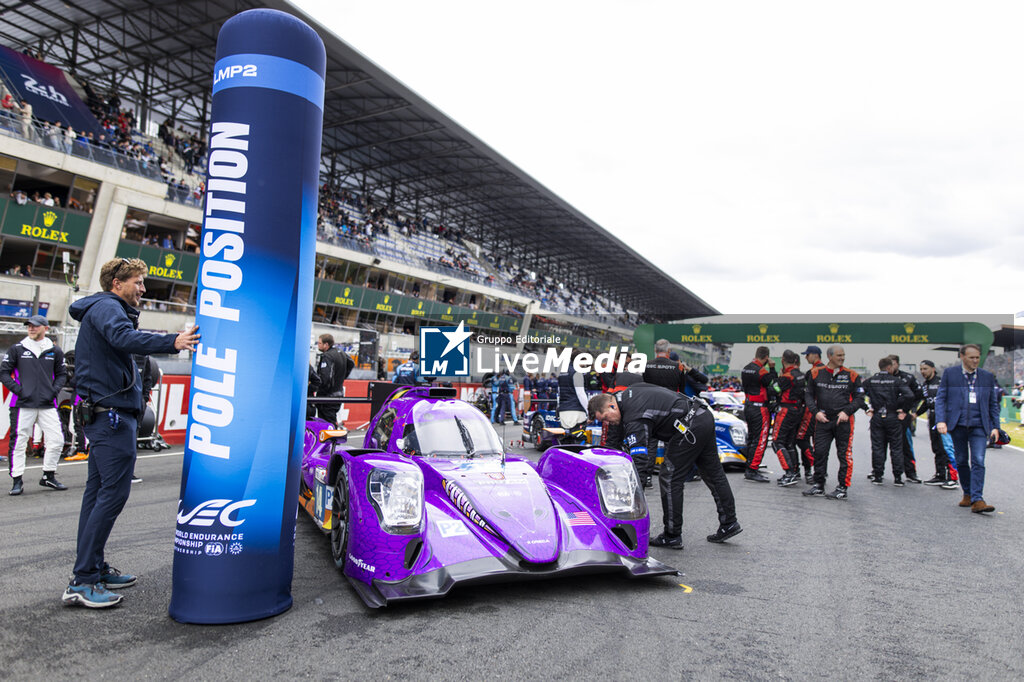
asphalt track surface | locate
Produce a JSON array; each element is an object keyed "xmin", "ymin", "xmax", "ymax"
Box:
[{"xmin": 2, "ymin": 423, "xmax": 1022, "ymax": 681}]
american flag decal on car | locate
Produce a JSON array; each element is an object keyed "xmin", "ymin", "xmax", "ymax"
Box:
[{"xmin": 566, "ymin": 511, "xmax": 595, "ymax": 526}]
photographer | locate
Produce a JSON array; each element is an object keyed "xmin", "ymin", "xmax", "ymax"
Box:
[{"xmin": 62, "ymin": 258, "xmax": 198, "ymax": 609}]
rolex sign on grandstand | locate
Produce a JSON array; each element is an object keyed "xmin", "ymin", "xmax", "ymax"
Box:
[
  {"xmin": 169, "ymin": 9, "xmax": 325, "ymax": 625},
  {"xmin": 420, "ymin": 322, "xmax": 472, "ymax": 376}
]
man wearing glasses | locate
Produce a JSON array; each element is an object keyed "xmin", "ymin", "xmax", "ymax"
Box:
[{"xmin": 62, "ymin": 258, "xmax": 199, "ymax": 609}]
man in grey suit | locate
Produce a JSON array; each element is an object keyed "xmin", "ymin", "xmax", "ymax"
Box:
[{"xmin": 935, "ymin": 344, "xmax": 1002, "ymax": 513}]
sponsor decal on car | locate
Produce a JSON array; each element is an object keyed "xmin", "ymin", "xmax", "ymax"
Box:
[{"xmin": 437, "ymin": 520, "xmax": 470, "ymax": 538}]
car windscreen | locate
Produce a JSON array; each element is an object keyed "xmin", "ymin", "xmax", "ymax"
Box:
[{"xmin": 409, "ymin": 400, "xmax": 504, "ymax": 458}]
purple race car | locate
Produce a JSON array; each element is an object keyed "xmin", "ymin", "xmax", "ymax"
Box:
[{"xmin": 299, "ymin": 386, "xmax": 678, "ymax": 608}]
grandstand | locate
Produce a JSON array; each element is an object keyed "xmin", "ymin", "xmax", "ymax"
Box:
[{"xmin": 0, "ymin": 0, "xmax": 716, "ymax": 373}]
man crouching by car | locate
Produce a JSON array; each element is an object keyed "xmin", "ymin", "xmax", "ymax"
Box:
[
  {"xmin": 62, "ymin": 258, "xmax": 199, "ymax": 609},
  {"xmin": 590, "ymin": 384, "xmax": 742, "ymax": 551}
]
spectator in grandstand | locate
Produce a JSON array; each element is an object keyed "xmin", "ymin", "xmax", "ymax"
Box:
[
  {"xmin": 12, "ymin": 189, "xmax": 28, "ymax": 205},
  {"xmin": 936, "ymin": 344, "xmax": 1001, "ymax": 513},
  {"xmin": 18, "ymin": 99, "xmax": 33, "ymax": 140},
  {"xmin": 41, "ymin": 192, "xmax": 55, "ymax": 207},
  {"xmin": 63, "ymin": 123, "xmax": 75, "ymax": 153},
  {"xmin": 0, "ymin": 91, "xmax": 14, "ymax": 120}
]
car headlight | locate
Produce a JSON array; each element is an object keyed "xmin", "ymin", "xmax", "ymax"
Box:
[
  {"xmin": 730, "ymin": 424, "xmax": 747, "ymax": 447},
  {"xmin": 368, "ymin": 468, "xmax": 423, "ymax": 533},
  {"xmin": 595, "ymin": 463, "xmax": 645, "ymax": 520}
]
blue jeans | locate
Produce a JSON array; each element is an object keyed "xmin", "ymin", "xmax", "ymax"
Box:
[
  {"xmin": 73, "ymin": 411, "xmax": 137, "ymax": 584},
  {"xmin": 949, "ymin": 425, "xmax": 988, "ymax": 502}
]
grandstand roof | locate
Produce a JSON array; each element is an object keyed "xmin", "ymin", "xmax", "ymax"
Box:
[{"xmin": 0, "ymin": 0, "xmax": 717, "ymax": 318}]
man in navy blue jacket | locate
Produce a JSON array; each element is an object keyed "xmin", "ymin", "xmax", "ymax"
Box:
[
  {"xmin": 62, "ymin": 258, "xmax": 198, "ymax": 609},
  {"xmin": 935, "ymin": 344, "xmax": 1001, "ymax": 513}
]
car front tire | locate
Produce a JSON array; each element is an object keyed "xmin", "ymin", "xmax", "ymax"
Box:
[{"xmin": 330, "ymin": 467, "xmax": 349, "ymax": 570}]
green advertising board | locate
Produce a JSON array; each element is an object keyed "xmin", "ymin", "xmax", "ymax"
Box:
[
  {"xmin": 116, "ymin": 241, "xmax": 199, "ymax": 283},
  {"xmin": 634, "ymin": 321, "xmax": 995, "ymax": 363},
  {"xmin": 310, "ymin": 278, "xmax": 526, "ymax": 334},
  {"xmin": 1, "ymin": 200, "xmax": 93, "ymax": 249},
  {"xmin": 315, "ymin": 281, "xmax": 364, "ymax": 309}
]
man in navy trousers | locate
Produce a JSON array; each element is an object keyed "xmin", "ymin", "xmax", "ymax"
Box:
[{"xmin": 935, "ymin": 344, "xmax": 1001, "ymax": 513}]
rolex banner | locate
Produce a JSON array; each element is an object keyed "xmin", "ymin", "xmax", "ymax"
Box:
[{"xmin": 169, "ymin": 9, "xmax": 325, "ymax": 624}]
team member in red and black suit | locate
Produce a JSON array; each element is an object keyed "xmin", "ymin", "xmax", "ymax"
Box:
[
  {"xmin": 770, "ymin": 350, "xmax": 805, "ymax": 486},
  {"xmin": 795, "ymin": 345, "xmax": 825, "ymax": 483},
  {"xmin": 887, "ymin": 354, "xmax": 925, "ymax": 483},
  {"xmin": 802, "ymin": 345, "xmax": 865, "ymax": 500},
  {"xmin": 863, "ymin": 356, "xmax": 915, "ymax": 485},
  {"xmin": 741, "ymin": 346, "xmax": 780, "ymax": 483},
  {"xmin": 916, "ymin": 360, "xmax": 959, "ymax": 489}
]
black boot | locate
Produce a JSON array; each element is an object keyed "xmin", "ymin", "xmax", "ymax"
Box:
[
  {"xmin": 744, "ymin": 469, "xmax": 770, "ymax": 483},
  {"xmin": 40, "ymin": 471, "xmax": 68, "ymax": 491},
  {"xmin": 650, "ymin": 532, "xmax": 683, "ymax": 550},
  {"xmin": 9, "ymin": 476, "xmax": 23, "ymax": 496},
  {"xmin": 706, "ymin": 521, "xmax": 742, "ymax": 543}
]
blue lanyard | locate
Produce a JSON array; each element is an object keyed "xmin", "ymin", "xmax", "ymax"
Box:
[{"xmin": 964, "ymin": 371, "xmax": 976, "ymax": 392}]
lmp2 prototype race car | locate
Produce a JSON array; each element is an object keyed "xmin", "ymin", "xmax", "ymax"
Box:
[{"xmin": 299, "ymin": 386, "xmax": 678, "ymax": 608}]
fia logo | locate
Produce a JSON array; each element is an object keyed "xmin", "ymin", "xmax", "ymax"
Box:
[{"xmin": 419, "ymin": 321, "xmax": 472, "ymax": 376}]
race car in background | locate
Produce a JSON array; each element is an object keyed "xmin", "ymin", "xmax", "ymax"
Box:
[
  {"xmin": 702, "ymin": 391, "xmax": 745, "ymax": 420},
  {"xmin": 523, "ymin": 398, "xmax": 748, "ymax": 469},
  {"xmin": 299, "ymin": 386, "xmax": 678, "ymax": 608}
]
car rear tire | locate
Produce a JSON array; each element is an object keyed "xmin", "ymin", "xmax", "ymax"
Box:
[
  {"xmin": 330, "ymin": 467, "xmax": 350, "ymax": 570},
  {"xmin": 531, "ymin": 415, "xmax": 547, "ymax": 451}
]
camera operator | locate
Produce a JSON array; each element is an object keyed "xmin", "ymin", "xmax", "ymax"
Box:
[{"xmin": 61, "ymin": 258, "xmax": 198, "ymax": 609}]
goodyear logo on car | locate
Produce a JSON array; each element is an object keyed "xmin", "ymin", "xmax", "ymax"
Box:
[{"xmin": 420, "ymin": 321, "xmax": 471, "ymax": 376}]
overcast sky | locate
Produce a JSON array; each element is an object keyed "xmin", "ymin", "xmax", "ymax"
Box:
[{"xmin": 292, "ymin": 0, "xmax": 1024, "ymax": 318}]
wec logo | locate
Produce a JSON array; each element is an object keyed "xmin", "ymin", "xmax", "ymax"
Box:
[{"xmin": 177, "ymin": 498, "xmax": 256, "ymax": 528}]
